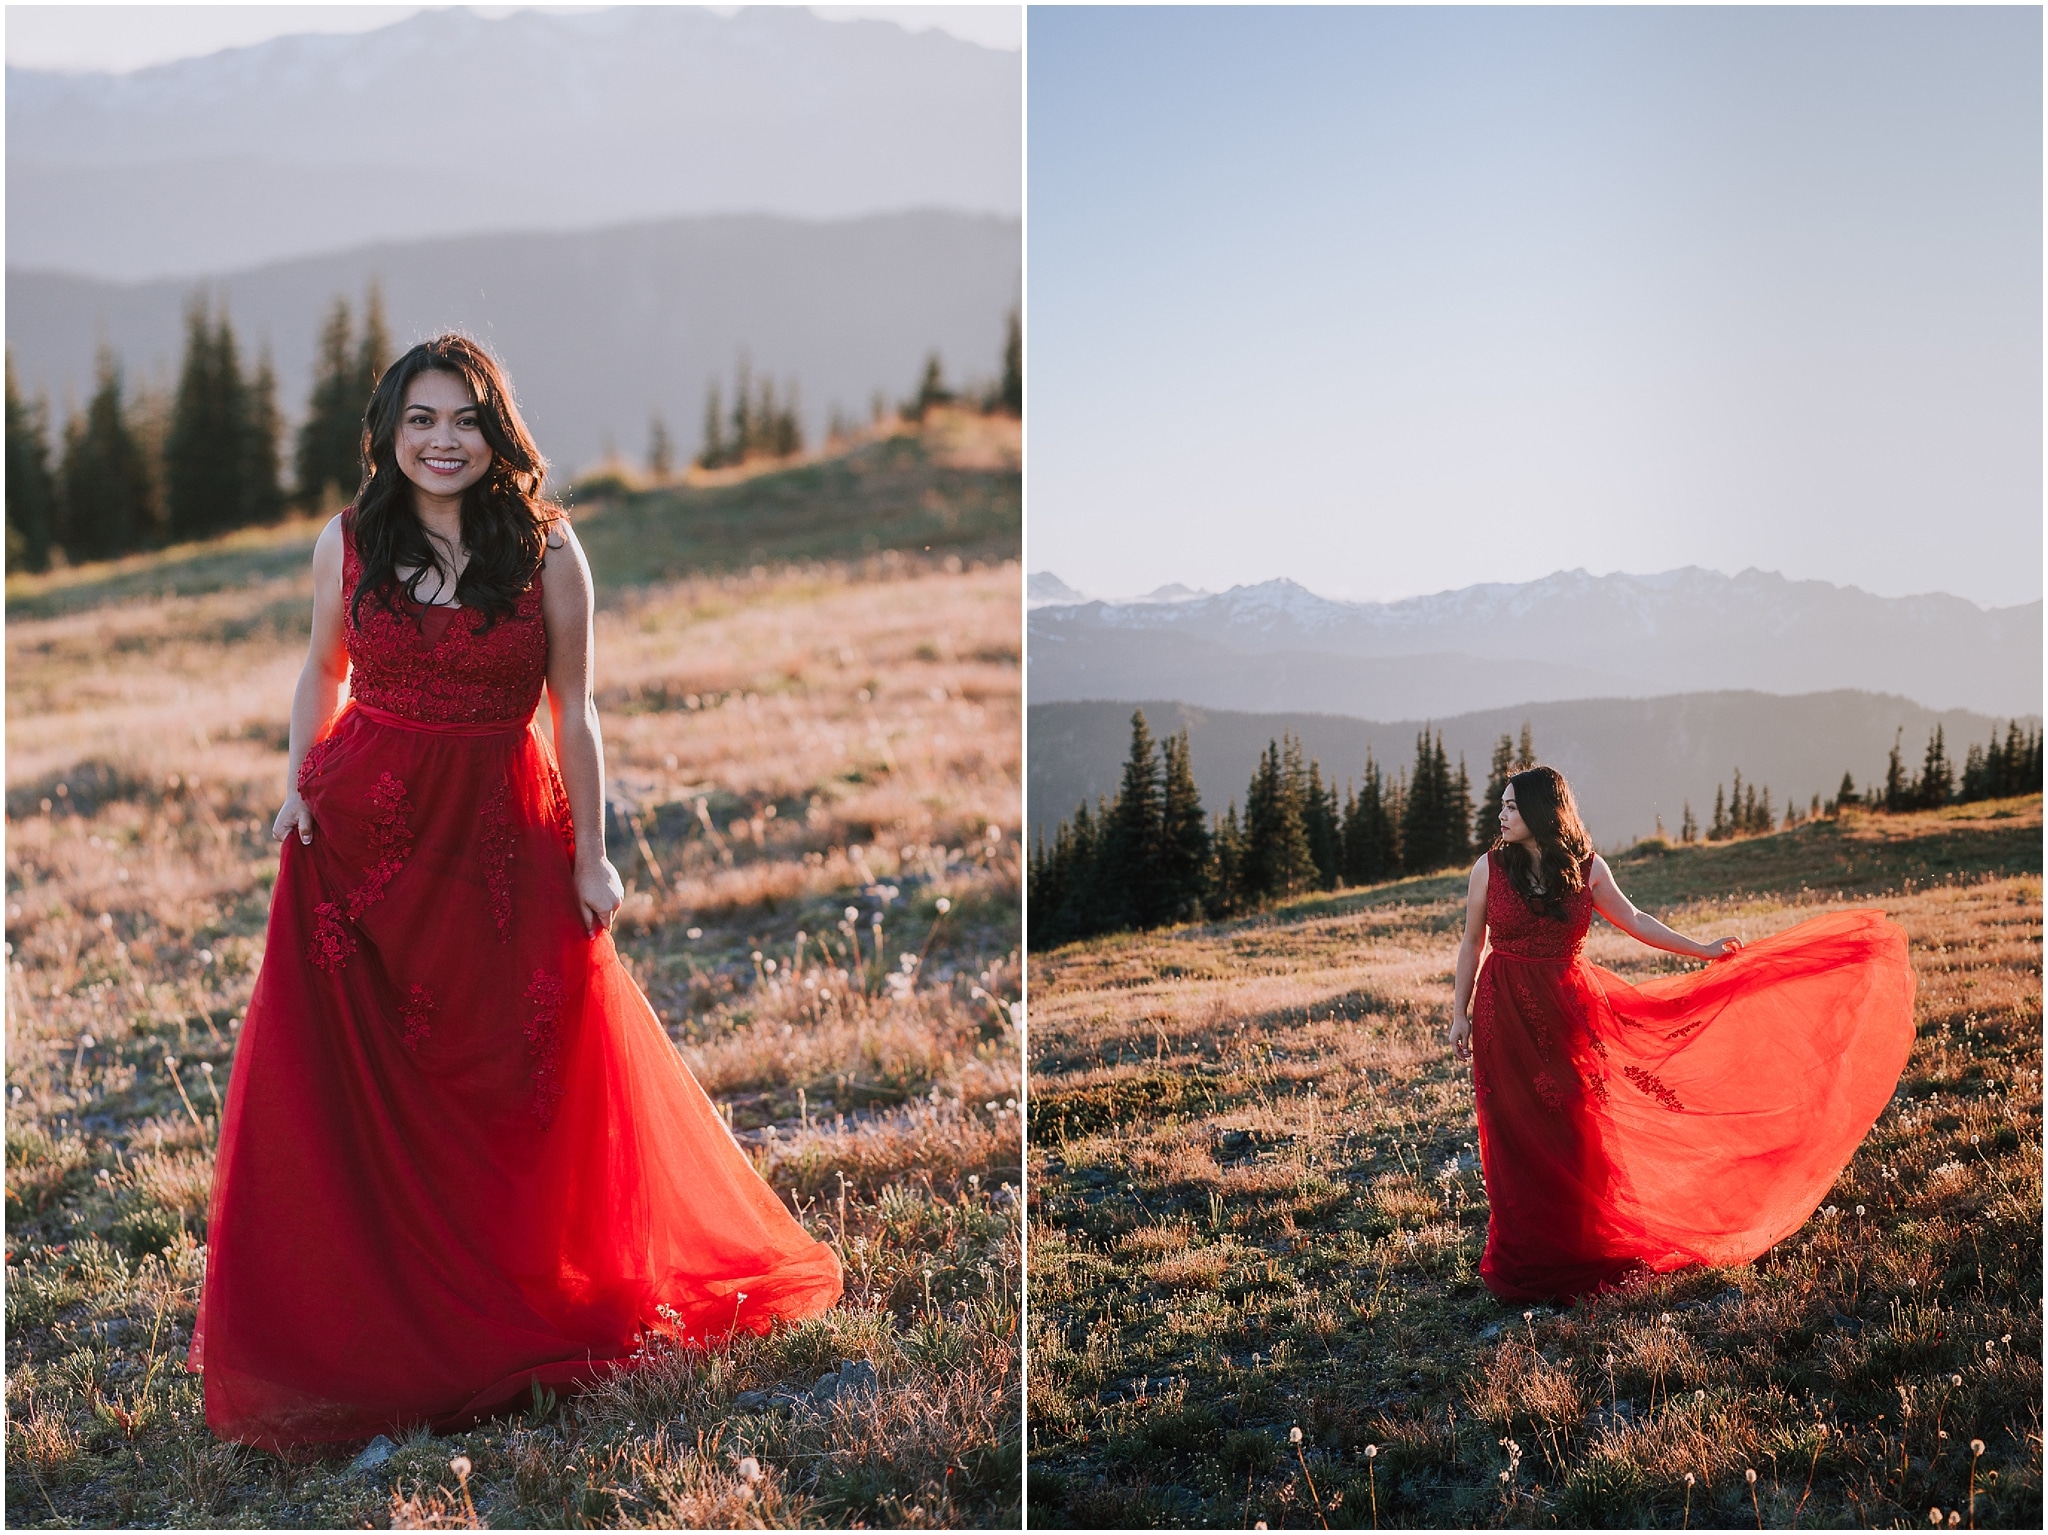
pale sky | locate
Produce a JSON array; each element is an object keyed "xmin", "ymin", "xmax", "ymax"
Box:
[
  {"xmin": 1029, "ymin": 7, "xmax": 2043, "ymax": 609},
  {"xmin": 3, "ymin": 3, "xmax": 1020, "ymax": 73}
]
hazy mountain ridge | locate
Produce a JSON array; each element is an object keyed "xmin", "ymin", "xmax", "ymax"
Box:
[
  {"xmin": 7, "ymin": 6, "xmax": 1020, "ymax": 280},
  {"xmin": 8, "ymin": 210, "xmax": 1020, "ymax": 478},
  {"xmin": 1029, "ymin": 691, "xmax": 2038, "ymax": 849},
  {"xmin": 1028, "ymin": 567, "xmax": 2041, "ymax": 716}
]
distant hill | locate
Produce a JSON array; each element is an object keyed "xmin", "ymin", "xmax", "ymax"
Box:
[
  {"xmin": 6, "ymin": 6, "xmax": 1019, "ymax": 281},
  {"xmin": 1028, "ymin": 692, "xmax": 2037, "ymax": 849},
  {"xmin": 1028, "ymin": 567, "xmax": 2042, "ymax": 718},
  {"xmin": 8, "ymin": 210, "xmax": 1020, "ymax": 478}
]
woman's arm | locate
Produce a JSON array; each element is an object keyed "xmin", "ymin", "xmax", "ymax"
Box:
[
  {"xmin": 1587, "ymin": 855, "xmax": 1740, "ymax": 961},
  {"xmin": 538, "ymin": 523, "xmax": 624, "ymax": 936},
  {"xmin": 1448, "ymin": 855, "xmax": 1489, "ymax": 1061},
  {"xmin": 272, "ymin": 516, "xmax": 350, "ymax": 846}
]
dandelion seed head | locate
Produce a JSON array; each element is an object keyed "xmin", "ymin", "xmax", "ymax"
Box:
[
  {"xmin": 1290, "ymin": 1427, "xmax": 1303, "ymax": 1444},
  {"xmin": 449, "ymin": 1455, "xmax": 472, "ymax": 1479},
  {"xmin": 1929, "ymin": 1509, "xmax": 1943, "ymax": 1525},
  {"xmin": 1686, "ymin": 1473, "xmax": 1696, "ymax": 1487},
  {"xmin": 1365, "ymin": 1445, "xmax": 1378, "ymax": 1459},
  {"xmin": 1746, "ymin": 1469, "xmax": 1758, "ymax": 1484},
  {"xmin": 1972, "ymin": 1439, "xmax": 1986, "ymax": 1455}
]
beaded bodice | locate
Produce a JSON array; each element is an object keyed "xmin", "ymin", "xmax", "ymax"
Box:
[
  {"xmin": 340, "ymin": 516, "xmax": 549, "ymax": 725},
  {"xmin": 1484, "ymin": 848, "xmax": 1594, "ymax": 960}
]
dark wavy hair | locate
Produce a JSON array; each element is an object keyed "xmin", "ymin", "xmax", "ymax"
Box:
[
  {"xmin": 347, "ymin": 335, "xmax": 556, "ymax": 631},
  {"xmin": 1496, "ymin": 765, "xmax": 1595, "ymax": 920}
]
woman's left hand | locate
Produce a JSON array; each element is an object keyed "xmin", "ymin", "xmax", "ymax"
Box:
[
  {"xmin": 575, "ymin": 857, "xmax": 625, "ymax": 936},
  {"xmin": 1702, "ymin": 937, "xmax": 1742, "ymax": 960}
]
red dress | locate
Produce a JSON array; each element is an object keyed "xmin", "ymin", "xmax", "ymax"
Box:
[
  {"xmin": 191, "ymin": 522, "xmax": 841, "ymax": 1447},
  {"xmin": 1470, "ymin": 849, "xmax": 1914, "ymax": 1303}
]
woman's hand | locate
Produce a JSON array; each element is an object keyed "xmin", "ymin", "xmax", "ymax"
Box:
[
  {"xmin": 575, "ymin": 856, "xmax": 625, "ymax": 936},
  {"xmin": 273, "ymin": 791, "xmax": 316, "ymax": 846},
  {"xmin": 1701, "ymin": 936, "xmax": 1742, "ymax": 961},
  {"xmin": 1449, "ymin": 1013, "xmax": 1472, "ymax": 1062}
]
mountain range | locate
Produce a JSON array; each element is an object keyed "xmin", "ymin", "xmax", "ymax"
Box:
[
  {"xmin": 1029, "ymin": 692, "xmax": 2035, "ymax": 850},
  {"xmin": 8, "ymin": 210, "xmax": 1020, "ymax": 478},
  {"xmin": 1028, "ymin": 567, "xmax": 2042, "ymax": 718},
  {"xmin": 7, "ymin": 5, "xmax": 1020, "ymax": 281}
]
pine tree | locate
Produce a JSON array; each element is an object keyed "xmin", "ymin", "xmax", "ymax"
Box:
[
  {"xmin": 1476, "ymin": 732, "xmax": 1516, "ymax": 852},
  {"xmin": 1447, "ymin": 750, "xmax": 1474, "ymax": 866},
  {"xmin": 1158, "ymin": 729, "xmax": 1211, "ymax": 923},
  {"xmin": 1916, "ymin": 724, "xmax": 1953, "ymax": 810},
  {"xmin": 241, "ymin": 347, "xmax": 284, "ymax": 526},
  {"xmin": 1835, "ymin": 771, "xmax": 1858, "ymax": 814},
  {"xmin": 1679, "ymin": 801, "xmax": 1697, "ymax": 843},
  {"xmin": 1709, "ymin": 784, "xmax": 1728, "ymax": 841},
  {"xmin": 699, "ymin": 383, "xmax": 727, "ymax": 469},
  {"xmin": 1275, "ymin": 736, "xmax": 1316, "ymax": 896},
  {"xmin": 1343, "ymin": 754, "xmax": 1397, "ymax": 887},
  {"xmin": 6, "ymin": 351, "xmax": 58, "ymax": 572},
  {"xmin": 1053, "ymin": 798, "xmax": 1108, "ymax": 941},
  {"xmin": 1755, "ymin": 785, "xmax": 1772, "ymax": 834},
  {"xmin": 999, "ymin": 308, "xmax": 1022, "ymax": 418},
  {"xmin": 1101, "ymin": 711, "xmax": 1166, "ymax": 930},
  {"xmin": 1883, "ymin": 729, "xmax": 1908, "ymax": 812},
  {"xmin": 1305, "ymin": 759, "xmax": 1340, "ymax": 890},
  {"xmin": 1517, "ymin": 721, "xmax": 1535, "ymax": 772},
  {"xmin": 166, "ymin": 298, "xmax": 270, "ymax": 540},
  {"xmin": 906, "ymin": 354, "xmax": 950, "ymax": 422},
  {"xmin": 1212, "ymin": 801, "xmax": 1245, "ymax": 916},
  {"xmin": 647, "ymin": 415, "xmax": 674, "ymax": 480},
  {"xmin": 58, "ymin": 349, "xmax": 153, "ymax": 562},
  {"xmin": 1401, "ymin": 729, "xmax": 1458, "ymax": 873},
  {"xmin": 294, "ymin": 297, "xmax": 361, "ymax": 509}
]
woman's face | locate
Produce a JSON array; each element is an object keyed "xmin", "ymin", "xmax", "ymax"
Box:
[
  {"xmin": 1500, "ymin": 784, "xmax": 1533, "ymax": 845},
  {"xmin": 395, "ymin": 369, "xmax": 493, "ymax": 508}
]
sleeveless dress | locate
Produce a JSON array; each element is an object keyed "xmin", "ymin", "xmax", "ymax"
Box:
[
  {"xmin": 190, "ymin": 519, "xmax": 842, "ymax": 1447},
  {"xmin": 1469, "ymin": 848, "xmax": 1914, "ymax": 1302}
]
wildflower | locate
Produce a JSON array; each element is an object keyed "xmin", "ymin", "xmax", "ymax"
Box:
[
  {"xmin": 687, "ymin": 928, "xmax": 702, "ymax": 940},
  {"xmin": 1695, "ymin": 1389, "xmax": 1705, "ymax": 1403},
  {"xmin": 199, "ymin": 949, "xmax": 214, "ymax": 965},
  {"xmin": 1686, "ymin": 1473, "xmax": 1696, "ymax": 1487},
  {"xmin": 1746, "ymin": 1469, "xmax": 1757, "ymax": 1484},
  {"xmin": 449, "ymin": 1455, "xmax": 472, "ymax": 1479},
  {"xmin": 936, "ymin": 897, "xmax": 952, "ymax": 914},
  {"xmin": 1856, "ymin": 1205, "xmax": 1866, "ymax": 1216},
  {"xmin": 739, "ymin": 1456, "xmax": 762, "ymax": 1482},
  {"xmin": 1365, "ymin": 1445, "xmax": 1378, "ymax": 1459},
  {"xmin": 1951, "ymin": 1374, "xmax": 1963, "ymax": 1387},
  {"xmin": 200, "ymin": 1062, "xmax": 213, "ymax": 1076},
  {"xmin": 1971, "ymin": 1439, "xmax": 1985, "ymax": 1455},
  {"xmin": 1290, "ymin": 1427, "xmax": 1303, "ymax": 1444},
  {"xmin": 80, "ymin": 1034, "xmax": 96, "ymax": 1049}
]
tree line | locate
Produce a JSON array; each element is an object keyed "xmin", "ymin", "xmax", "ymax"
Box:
[
  {"xmin": 1029, "ymin": 712, "xmax": 1539, "ymax": 947},
  {"xmin": 1031, "ymin": 713, "xmax": 2045, "ymax": 948},
  {"xmin": 6, "ymin": 287, "xmax": 390, "ymax": 573}
]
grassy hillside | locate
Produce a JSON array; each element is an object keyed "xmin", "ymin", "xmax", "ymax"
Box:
[
  {"xmin": 5, "ymin": 416, "xmax": 1023, "ymax": 1527},
  {"xmin": 1026, "ymin": 800, "xmax": 2041, "ymax": 1528},
  {"xmin": 3, "ymin": 409, "xmax": 1019, "ymax": 623}
]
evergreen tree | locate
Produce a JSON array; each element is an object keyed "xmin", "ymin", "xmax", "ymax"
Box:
[
  {"xmin": 1053, "ymin": 798, "xmax": 1107, "ymax": 941},
  {"xmin": 698, "ymin": 383, "xmax": 727, "ymax": 470},
  {"xmin": 242, "ymin": 347, "xmax": 285, "ymax": 526},
  {"xmin": 1709, "ymin": 785, "xmax": 1728, "ymax": 841},
  {"xmin": 999, "ymin": 309, "xmax": 1022, "ymax": 417},
  {"xmin": 1447, "ymin": 751, "xmax": 1474, "ymax": 867},
  {"xmin": 1476, "ymin": 733, "xmax": 1515, "ymax": 852},
  {"xmin": 905, "ymin": 353, "xmax": 951, "ymax": 422},
  {"xmin": 1835, "ymin": 771, "xmax": 1858, "ymax": 814},
  {"xmin": 1212, "ymin": 801, "xmax": 1245, "ymax": 916},
  {"xmin": 1517, "ymin": 721, "xmax": 1536, "ymax": 772},
  {"xmin": 1755, "ymin": 784, "xmax": 1772, "ymax": 834},
  {"xmin": 166, "ymin": 298, "xmax": 264, "ymax": 540},
  {"xmin": 293, "ymin": 287, "xmax": 383, "ymax": 511},
  {"xmin": 647, "ymin": 414, "xmax": 674, "ymax": 479},
  {"xmin": 1158, "ymin": 729, "xmax": 1210, "ymax": 922},
  {"xmin": 6, "ymin": 351, "xmax": 58, "ymax": 572},
  {"xmin": 1242, "ymin": 739, "xmax": 1313, "ymax": 902},
  {"xmin": 1679, "ymin": 801, "xmax": 1697, "ymax": 843},
  {"xmin": 58, "ymin": 349, "xmax": 153, "ymax": 562},
  {"xmin": 1342, "ymin": 754, "xmax": 1398, "ymax": 887},
  {"xmin": 1401, "ymin": 729, "xmax": 1460, "ymax": 872},
  {"xmin": 1883, "ymin": 729, "xmax": 1908, "ymax": 812},
  {"xmin": 1101, "ymin": 711, "xmax": 1166, "ymax": 930},
  {"xmin": 1304, "ymin": 759, "xmax": 1340, "ymax": 889},
  {"xmin": 1916, "ymin": 724, "xmax": 1953, "ymax": 809}
]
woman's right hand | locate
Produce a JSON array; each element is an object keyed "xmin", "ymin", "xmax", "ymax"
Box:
[
  {"xmin": 1448, "ymin": 1013, "xmax": 1472, "ymax": 1062},
  {"xmin": 273, "ymin": 791, "xmax": 315, "ymax": 846}
]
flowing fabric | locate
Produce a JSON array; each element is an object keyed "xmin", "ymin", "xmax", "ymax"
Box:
[
  {"xmin": 1470, "ymin": 849, "xmax": 1914, "ymax": 1303},
  {"xmin": 191, "ymin": 520, "xmax": 841, "ymax": 1447}
]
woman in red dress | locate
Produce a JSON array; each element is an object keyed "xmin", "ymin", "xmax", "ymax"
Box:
[
  {"xmin": 1448, "ymin": 767, "xmax": 1914, "ymax": 1303},
  {"xmin": 191, "ymin": 336, "xmax": 841, "ymax": 1447}
]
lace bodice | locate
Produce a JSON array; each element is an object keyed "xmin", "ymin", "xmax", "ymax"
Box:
[
  {"xmin": 1484, "ymin": 848, "xmax": 1594, "ymax": 960},
  {"xmin": 340, "ymin": 515, "xmax": 549, "ymax": 725}
]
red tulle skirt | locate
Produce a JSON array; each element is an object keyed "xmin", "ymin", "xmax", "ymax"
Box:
[
  {"xmin": 190, "ymin": 704, "xmax": 841, "ymax": 1447},
  {"xmin": 1472, "ymin": 910, "xmax": 1915, "ymax": 1302}
]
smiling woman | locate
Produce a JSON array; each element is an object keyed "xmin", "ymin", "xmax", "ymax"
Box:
[{"xmin": 188, "ymin": 335, "xmax": 842, "ymax": 1448}]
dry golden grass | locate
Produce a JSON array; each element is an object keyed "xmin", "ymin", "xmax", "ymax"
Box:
[
  {"xmin": 1027, "ymin": 799, "xmax": 2041, "ymax": 1528},
  {"xmin": 5, "ymin": 435, "xmax": 1022, "ymax": 1527}
]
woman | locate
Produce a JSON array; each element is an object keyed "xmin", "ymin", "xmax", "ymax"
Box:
[
  {"xmin": 191, "ymin": 336, "xmax": 841, "ymax": 1448},
  {"xmin": 1448, "ymin": 766, "xmax": 1914, "ymax": 1303}
]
